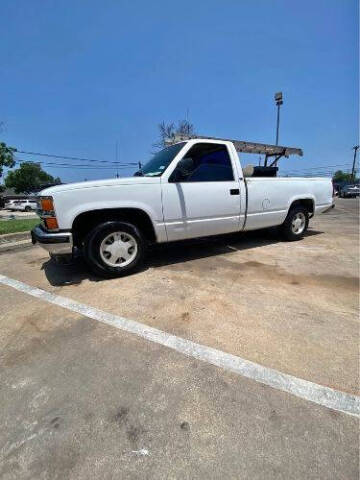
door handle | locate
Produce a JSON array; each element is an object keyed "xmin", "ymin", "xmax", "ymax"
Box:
[{"xmin": 230, "ymin": 189, "xmax": 240, "ymax": 195}]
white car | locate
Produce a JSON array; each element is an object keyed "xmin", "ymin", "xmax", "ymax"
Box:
[
  {"xmin": 4, "ymin": 199, "xmax": 18, "ymax": 210},
  {"xmin": 8, "ymin": 199, "xmax": 38, "ymax": 212},
  {"xmin": 32, "ymin": 136, "xmax": 333, "ymax": 277}
]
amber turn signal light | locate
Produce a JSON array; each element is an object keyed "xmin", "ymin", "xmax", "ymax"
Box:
[
  {"xmin": 41, "ymin": 197, "xmax": 54, "ymax": 212},
  {"xmin": 44, "ymin": 217, "xmax": 59, "ymax": 230}
]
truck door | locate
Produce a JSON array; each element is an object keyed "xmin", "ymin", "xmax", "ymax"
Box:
[{"xmin": 161, "ymin": 142, "xmax": 243, "ymax": 241}]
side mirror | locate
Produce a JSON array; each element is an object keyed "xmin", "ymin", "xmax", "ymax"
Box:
[
  {"xmin": 169, "ymin": 157, "xmax": 195, "ymax": 183},
  {"xmin": 177, "ymin": 157, "xmax": 194, "ymax": 175},
  {"xmin": 169, "ymin": 157, "xmax": 194, "ymax": 182},
  {"xmin": 243, "ymin": 164, "xmax": 254, "ymax": 177}
]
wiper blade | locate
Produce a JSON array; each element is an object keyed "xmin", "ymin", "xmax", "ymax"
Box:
[{"xmin": 133, "ymin": 170, "xmax": 144, "ymax": 177}]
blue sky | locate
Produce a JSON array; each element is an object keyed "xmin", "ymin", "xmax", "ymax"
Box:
[{"xmin": 1, "ymin": 0, "xmax": 358, "ymax": 182}]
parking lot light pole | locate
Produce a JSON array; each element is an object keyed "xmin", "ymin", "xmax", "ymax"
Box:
[
  {"xmin": 351, "ymin": 145, "xmax": 359, "ymax": 182},
  {"xmin": 274, "ymin": 92, "xmax": 283, "ymax": 146},
  {"xmin": 273, "ymin": 92, "xmax": 283, "ymax": 167}
]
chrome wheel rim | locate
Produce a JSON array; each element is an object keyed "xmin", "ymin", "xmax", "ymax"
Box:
[
  {"xmin": 291, "ymin": 212, "xmax": 306, "ymax": 235},
  {"xmin": 99, "ymin": 231, "xmax": 138, "ymax": 267}
]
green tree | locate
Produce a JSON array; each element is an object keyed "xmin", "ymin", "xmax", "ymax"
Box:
[
  {"xmin": 154, "ymin": 119, "xmax": 196, "ymax": 149},
  {"xmin": 5, "ymin": 162, "xmax": 61, "ymax": 194},
  {"xmin": 0, "ymin": 142, "xmax": 16, "ymax": 178},
  {"xmin": 332, "ymin": 170, "xmax": 354, "ymax": 183}
]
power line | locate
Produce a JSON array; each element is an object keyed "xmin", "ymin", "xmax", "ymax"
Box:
[
  {"xmin": 282, "ymin": 163, "xmax": 352, "ymax": 172},
  {"xmin": 17, "ymin": 150, "xmax": 138, "ymax": 166},
  {"xmin": 14, "ymin": 159, "xmax": 136, "ymax": 170},
  {"xmin": 12, "ymin": 151, "xmax": 355, "ymax": 176},
  {"xmin": 42, "ymin": 165, "xmax": 134, "ymax": 170},
  {"xmin": 280, "ymin": 169, "xmax": 349, "ymax": 175},
  {"xmin": 41, "ymin": 164, "xmax": 133, "ymax": 170},
  {"xmin": 16, "ymin": 149, "xmax": 354, "ymax": 170}
]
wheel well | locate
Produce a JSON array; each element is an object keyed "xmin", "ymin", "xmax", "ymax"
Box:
[
  {"xmin": 289, "ymin": 199, "xmax": 314, "ymax": 216},
  {"xmin": 72, "ymin": 208, "xmax": 157, "ymax": 247}
]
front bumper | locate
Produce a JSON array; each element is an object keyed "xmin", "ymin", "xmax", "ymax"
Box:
[{"xmin": 31, "ymin": 225, "xmax": 73, "ymax": 255}]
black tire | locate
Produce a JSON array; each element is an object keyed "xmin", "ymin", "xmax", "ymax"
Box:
[
  {"xmin": 83, "ymin": 221, "xmax": 145, "ymax": 278},
  {"xmin": 24, "ymin": 206, "xmax": 31, "ymax": 212},
  {"xmin": 280, "ymin": 206, "xmax": 309, "ymax": 241}
]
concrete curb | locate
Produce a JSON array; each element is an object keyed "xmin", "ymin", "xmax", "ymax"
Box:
[
  {"xmin": 0, "ymin": 231, "xmax": 31, "ymax": 242},
  {"xmin": 0, "ymin": 231, "xmax": 33, "ymax": 253},
  {"xmin": 0, "ymin": 239, "xmax": 32, "ymax": 253}
]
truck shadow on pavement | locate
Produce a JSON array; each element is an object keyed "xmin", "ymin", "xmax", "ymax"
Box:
[{"xmin": 41, "ymin": 228, "xmax": 323, "ymax": 287}]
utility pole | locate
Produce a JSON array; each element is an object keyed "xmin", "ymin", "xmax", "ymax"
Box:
[
  {"xmin": 115, "ymin": 141, "xmax": 119, "ymax": 178},
  {"xmin": 351, "ymin": 145, "xmax": 359, "ymax": 182},
  {"xmin": 274, "ymin": 92, "xmax": 283, "ymax": 146}
]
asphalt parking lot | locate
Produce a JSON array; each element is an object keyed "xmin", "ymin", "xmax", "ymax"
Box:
[{"xmin": 0, "ymin": 198, "xmax": 359, "ymax": 479}]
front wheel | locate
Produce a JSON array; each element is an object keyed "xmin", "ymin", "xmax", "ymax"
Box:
[
  {"xmin": 84, "ymin": 221, "xmax": 146, "ymax": 277},
  {"xmin": 280, "ymin": 206, "xmax": 309, "ymax": 241},
  {"xmin": 24, "ymin": 206, "xmax": 32, "ymax": 212}
]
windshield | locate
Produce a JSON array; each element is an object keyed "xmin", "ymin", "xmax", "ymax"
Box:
[{"xmin": 137, "ymin": 142, "xmax": 186, "ymax": 177}]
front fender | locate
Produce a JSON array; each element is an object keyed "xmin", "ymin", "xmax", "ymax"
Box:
[
  {"xmin": 53, "ymin": 183, "xmax": 164, "ymax": 240},
  {"xmin": 65, "ymin": 200, "xmax": 160, "ymax": 227}
]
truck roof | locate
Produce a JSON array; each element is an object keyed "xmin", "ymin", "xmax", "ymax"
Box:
[{"xmin": 165, "ymin": 134, "xmax": 303, "ymax": 158}]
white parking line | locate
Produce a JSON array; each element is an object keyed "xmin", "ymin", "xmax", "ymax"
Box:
[{"xmin": 0, "ymin": 273, "xmax": 359, "ymax": 417}]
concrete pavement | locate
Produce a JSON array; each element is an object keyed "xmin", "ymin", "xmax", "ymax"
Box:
[{"xmin": 0, "ymin": 287, "xmax": 358, "ymax": 479}]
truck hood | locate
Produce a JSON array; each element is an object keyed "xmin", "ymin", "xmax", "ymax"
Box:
[{"xmin": 39, "ymin": 176, "xmax": 161, "ymax": 196}]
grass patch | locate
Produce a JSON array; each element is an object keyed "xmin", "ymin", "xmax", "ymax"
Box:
[{"xmin": 0, "ymin": 218, "xmax": 39, "ymax": 235}]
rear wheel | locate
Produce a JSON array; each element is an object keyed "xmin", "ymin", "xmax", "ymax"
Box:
[
  {"xmin": 83, "ymin": 221, "xmax": 145, "ymax": 277},
  {"xmin": 280, "ymin": 206, "xmax": 309, "ymax": 241},
  {"xmin": 24, "ymin": 206, "xmax": 32, "ymax": 212}
]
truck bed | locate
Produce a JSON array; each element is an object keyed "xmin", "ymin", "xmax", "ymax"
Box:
[{"xmin": 243, "ymin": 176, "xmax": 333, "ymax": 231}]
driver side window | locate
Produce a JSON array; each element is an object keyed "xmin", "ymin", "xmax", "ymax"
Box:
[{"xmin": 170, "ymin": 143, "xmax": 234, "ymax": 182}]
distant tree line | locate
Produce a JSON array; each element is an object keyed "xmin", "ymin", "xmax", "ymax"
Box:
[
  {"xmin": 333, "ymin": 170, "xmax": 358, "ymax": 184},
  {"xmin": 5, "ymin": 162, "xmax": 61, "ymax": 194}
]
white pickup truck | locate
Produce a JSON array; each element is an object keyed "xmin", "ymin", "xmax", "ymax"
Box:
[{"xmin": 32, "ymin": 136, "xmax": 333, "ymax": 277}]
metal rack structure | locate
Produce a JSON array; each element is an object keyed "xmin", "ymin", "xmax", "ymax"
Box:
[{"xmin": 165, "ymin": 134, "xmax": 303, "ymax": 167}]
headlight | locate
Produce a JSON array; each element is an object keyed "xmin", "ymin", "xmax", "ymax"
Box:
[{"xmin": 39, "ymin": 196, "xmax": 59, "ymax": 230}]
